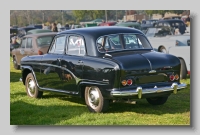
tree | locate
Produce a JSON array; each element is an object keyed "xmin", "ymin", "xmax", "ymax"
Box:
[
  {"xmin": 145, "ymin": 10, "xmax": 185, "ymax": 17},
  {"xmin": 73, "ymin": 10, "xmax": 104, "ymax": 22}
]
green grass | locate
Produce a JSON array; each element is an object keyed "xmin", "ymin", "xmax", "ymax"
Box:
[{"xmin": 10, "ymin": 57, "xmax": 190, "ymax": 125}]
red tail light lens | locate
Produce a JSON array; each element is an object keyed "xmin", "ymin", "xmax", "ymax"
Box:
[
  {"xmin": 169, "ymin": 75, "xmax": 175, "ymax": 81},
  {"xmin": 38, "ymin": 50, "xmax": 43, "ymax": 55},
  {"xmin": 127, "ymin": 79, "xmax": 133, "ymax": 85}
]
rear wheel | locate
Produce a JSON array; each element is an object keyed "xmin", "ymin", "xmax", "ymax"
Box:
[
  {"xmin": 85, "ymin": 86, "xmax": 109, "ymax": 113},
  {"xmin": 180, "ymin": 59, "xmax": 187, "ymax": 79},
  {"xmin": 13, "ymin": 57, "xmax": 20, "ymax": 70},
  {"xmin": 25, "ymin": 73, "xmax": 43, "ymax": 98},
  {"xmin": 146, "ymin": 96, "xmax": 168, "ymax": 105}
]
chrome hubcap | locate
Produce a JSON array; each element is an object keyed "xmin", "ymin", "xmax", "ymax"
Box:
[
  {"xmin": 88, "ymin": 87, "xmax": 100, "ymax": 109},
  {"xmin": 27, "ymin": 78, "xmax": 36, "ymax": 96}
]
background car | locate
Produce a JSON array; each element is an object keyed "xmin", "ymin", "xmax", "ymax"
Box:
[
  {"xmin": 10, "ymin": 28, "xmax": 18, "ymax": 43},
  {"xmin": 98, "ymin": 21, "xmax": 117, "ymax": 26},
  {"xmin": 20, "ymin": 26, "xmax": 186, "ymax": 113},
  {"xmin": 26, "ymin": 29, "xmax": 53, "ymax": 35},
  {"xmin": 145, "ymin": 27, "xmax": 190, "ymax": 53},
  {"xmin": 17, "ymin": 26, "xmax": 38, "ymax": 38},
  {"xmin": 28, "ymin": 24, "xmax": 43, "ymax": 29},
  {"xmin": 154, "ymin": 19, "xmax": 186, "ymax": 34},
  {"xmin": 115, "ymin": 22, "xmax": 142, "ymax": 31},
  {"xmin": 141, "ymin": 19, "xmax": 158, "ymax": 32},
  {"xmin": 162, "ymin": 16, "xmax": 182, "ymax": 20},
  {"xmin": 11, "ymin": 32, "xmax": 57, "ymax": 69}
]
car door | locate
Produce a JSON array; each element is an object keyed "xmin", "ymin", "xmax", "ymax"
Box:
[
  {"xmin": 60, "ymin": 35, "xmax": 86, "ymax": 93},
  {"xmin": 15, "ymin": 37, "xmax": 27, "ymax": 64},
  {"xmin": 38, "ymin": 35, "xmax": 66, "ymax": 90},
  {"xmin": 24, "ymin": 37, "xmax": 34, "ymax": 56}
]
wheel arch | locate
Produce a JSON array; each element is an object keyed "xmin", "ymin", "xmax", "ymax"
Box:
[
  {"xmin": 21, "ymin": 66, "xmax": 37, "ymax": 85},
  {"xmin": 178, "ymin": 57, "xmax": 188, "ymax": 74},
  {"xmin": 78, "ymin": 83, "xmax": 110, "ymax": 99}
]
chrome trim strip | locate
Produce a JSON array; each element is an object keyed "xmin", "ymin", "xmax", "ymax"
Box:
[
  {"xmin": 39, "ymin": 87, "xmax": 79, "ymax": 95},
  {"xmin": 110, "ymin": 83, "xmax": 187, "ymax": 98}
]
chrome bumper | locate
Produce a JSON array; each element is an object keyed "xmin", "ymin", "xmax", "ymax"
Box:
[{"xmin": 110, "ymin": 83, "xmax": 187, "ymax": 99}]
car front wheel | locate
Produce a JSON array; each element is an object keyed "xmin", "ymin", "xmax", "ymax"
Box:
[
  {"xmin": 25, "ymin": 73, "xmax": 43, "ymax": 98},
  {"xmin": 146, "ymin": 96, "xmax": 168, "ymax": 105},
  {"xmin": 85, "ymin": 86, "xmax": 109, "ymax": 113}
]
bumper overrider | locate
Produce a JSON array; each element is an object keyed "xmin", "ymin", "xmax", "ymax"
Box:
[{"xmin": 110, "ymin": 83, "xmax": 187, "ymax": 99}]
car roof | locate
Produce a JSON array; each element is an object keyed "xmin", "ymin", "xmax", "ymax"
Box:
[
  {"xmin": 58, "ymin": 26, "xmax": 144, "ymax": 38},
  {"xmin": 27, "ymin": 29, "xmax": 53, "ymax": 34},
  {"xmin": 23, "ymin": 32, "xmax": 57, "ymax": 38}
]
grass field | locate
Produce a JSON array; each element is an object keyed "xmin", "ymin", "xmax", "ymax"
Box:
[{"xmin": 10, "ymin": 57, "xmax": 190, "ymax": 125}]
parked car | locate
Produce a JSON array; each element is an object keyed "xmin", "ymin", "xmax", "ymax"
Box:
[
  {"xmin": 162, "ymin": 16, "xmax": 181, "ymax": 20},
  {"xmin": 141, "ymin": 19, "xmax": 158, "ymax": 31},
  {"xmin": 17, "ymin": 26, "xmax": 38, "ymax": 38},
  {"xmin": 20, "ymin": 26, "xmax": 186, "ymax": 113},
  {"xmin": 59, "ymin": 27, "xmax": 70, "ymax": 31},
  {"xmin": 11, "ymin": 32, "xmax": 57, "ymax": 69},
  {"xmin": 168, "ymin": 46, "xmax": 190, "ymax": 79},
  {"xmin": 10, "ymin": 28, "xmax": 18, "ymax": 43},
  {"xmin": 27, "ymin": 29, "xmax": 53, "ymax": 35},
  {"xmin": 28, "ymin": 24, "xmax": 43, "ymax": 29},
  {"xmin": 154, "ymin": 19, "xmax": 186, "ymax": 34},
  {"xmin": 98, "ymin": 21, "xmax": 117, "ymax": 26},
  {"xmin": 80, "ymin": 19, "xmax": 103, "ymax": 26},
  {"xmin": 115, "ymin": 22, "xmax": 142, "ymax": 31},
  {"xmin": 145, "ymin": 27, "xmax": 190, "ymax": 53}
]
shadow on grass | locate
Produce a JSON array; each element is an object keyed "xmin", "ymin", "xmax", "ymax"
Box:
[
  {"xmin": 10, "ymin": 100, "xmax": 87, "ymax": 125},
  {"xmin": 10, "ymin": 72, "xmax": 21, "ymax": 83},
  {"xmin": 42, "ymin": 92, "xmax": 86, "ymax": 105},
  {"xmin": 108, "ymin": 87, "xmax": 190, "ymax": 114}
]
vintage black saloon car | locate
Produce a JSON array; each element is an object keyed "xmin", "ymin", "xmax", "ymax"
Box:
[{"xmin": 20, "ymin": 26, "xmax": 187, "ymax": 113}]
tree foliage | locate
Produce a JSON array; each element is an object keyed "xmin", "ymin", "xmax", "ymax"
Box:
[
  {"xmin": 145, "ymin": 10, "xmax": 185, "ymax": 17},
  {"xmin": 72, "ymin": 10, "xmax": 105, "ymax": 22}
]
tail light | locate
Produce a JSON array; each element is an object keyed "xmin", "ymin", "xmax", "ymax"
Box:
[
  {"xmin": 174, "ymin": 74, "xmax": 179, "ymax": 80},
  {"xmin": 121, "ymin": 80, "xmax": 127, "ymax": 86},
  {"xmin": 121, "ymin": 79, "xmax": 133, "ymax": 86},
  {"xmin": 169, "ymin": 75, "xmax": 175, "ymax": 81},
  {"xmin": 169, "ymin": 74, "xmax": 179, "ymax": 81},
  {"xmin": 127, "ymin": 79, "xmax": 133, "ymax": 85},
  {"xmin": 38, "ymin": 50, "xmax": 43, "ymax": 55}
]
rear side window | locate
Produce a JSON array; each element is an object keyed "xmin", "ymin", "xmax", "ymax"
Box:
[
  {"xmin": 21, "ymin": 38, "xmax": 26, "ymax": 48},
  {"xmin": 26, "ymin": 38, "xmax": 32, "ymax": 48},
  {"xmin": 97, "ymin": 34, "xmax": 152, "ymax": 52},
  {"xmin": 48, "ymin": 36, "xmax": 66, "ymax": 54},
  {"xmin": 67, "ymin": 35, "xmax": 86, "ymax": 56}
]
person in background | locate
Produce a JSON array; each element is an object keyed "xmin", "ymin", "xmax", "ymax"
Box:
[
  {"xmin": 51, "ymin": 23, "xmax": 58, "ymax": 32},
  {"xmin": 65, "ymin": 23, "xmax": 70, "ymax": 30},
  {"xmin": 10, "ymin": 36, "xmax": 20, "ymax": 55},
  {"xmin": 137, "ymin": 20, "xmax": 141, "ymax": 24},
  {"xmin": 185, "ymin": 15, "xmax": 190, "ymax": 27}
]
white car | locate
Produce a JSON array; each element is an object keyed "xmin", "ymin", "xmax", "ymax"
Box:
[
  {"xmin": 168, "ymin": 46, "xmax": 190, "ymax": 79},
  {"xmin": 146, "ymin": 27, "xmax": 190, "ymax": 53}
]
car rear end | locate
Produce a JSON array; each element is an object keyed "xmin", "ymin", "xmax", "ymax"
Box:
[{"xmin": 109, "ymin": 51, "xmax": 186, "ymax": 99}]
